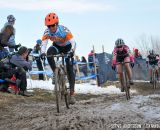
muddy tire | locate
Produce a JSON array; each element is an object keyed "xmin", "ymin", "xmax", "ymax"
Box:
[
  {"xmin": 61, "ymin": 73, "xmax": 70, "ymax": 109},
  {"xmin": 152, "ymin": 70, "xmax": 157, "ymax": 89},
  {"xmin": 123, "ymin": 71, "xmax": 130, "ymax": 100},
  {"xmin": 55, "ymin": 68, "xmax": 61, "ymax": 113},
  {"xmin": 64, "ymin": 85, "xmax": 70, "ymax": 109}
]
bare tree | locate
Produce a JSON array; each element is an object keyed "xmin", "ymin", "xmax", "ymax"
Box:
[
  {"xmin": 150, "ymin": 36, "xmax": 160, "ymax": 54},
  {"xmin": 134, "ymin": 34, "xmax": 160, "ymax": 58}
]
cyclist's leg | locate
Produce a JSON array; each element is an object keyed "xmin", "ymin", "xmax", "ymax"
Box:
[
  {"xmin": 124, "ymin": 57, "xmax": 133, "ymax": 85},
  {"xmin": 65, "ymin": 58, "xmax": 75, "ymax": 94},
  {"xmin": 63, "ymin": 44, "xmax": 76, "ymax": 104},
  {"xmin": 117, "ymin": 64, "xmax": 124, "ymax": 91},
  {"xmin": 66, "ymin": 58, "xmax": 76, "ymax": 104},
  {"xmin": 61, "ymin": 44, "xmax": 75, "ymax": 95},
  {"xmin": 149, "ymin": 65, "xmax": 152, "ymax": 83},
  {"xmin": 46, "ymin": 46, "xmax": 59, "ymax": 72},
  {"xmin": 156, "ymin": 65, "xmax": 159, "ymax": 80}
]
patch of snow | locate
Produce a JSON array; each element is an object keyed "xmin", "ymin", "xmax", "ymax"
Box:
[
  {"xmin": 110, "ymin": 103, "xmax": 122, "ymax": 110},
  {"xmin": 108, "ymin": 94, "xmax": 160, "ymax": 121},
  {"xmin": 27, "ymin": 79, "xmax": 136, "ymax": 94}
]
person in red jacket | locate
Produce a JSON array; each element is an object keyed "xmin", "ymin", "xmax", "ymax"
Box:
[{"xmin": 133, "ymin": 48, "xmax": 142, "ymax": 58}]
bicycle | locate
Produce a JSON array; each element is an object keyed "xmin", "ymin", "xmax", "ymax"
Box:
[
  {"xmin": 151, "ymin": 64, "xmax": 159, "ymax": 89},
  {"xmin": 117, "ymin": 62, "xmax": 132, "ymax": 100},
  {"xmin": 48, "ymin": 53, "xmax": 71, "ymax": 113}
]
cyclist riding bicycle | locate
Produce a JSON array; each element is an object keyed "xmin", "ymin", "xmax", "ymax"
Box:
[
  {"xmin": 40, "ymin": 12, "xmax": 76, "ymax": 104},
  {"xmin": 146, "ymin": 50, "xmax": 159, "ymax": 83},
  {"xmin": 112, "ymin": 38, "xmax": 134, "ymax": 92}
]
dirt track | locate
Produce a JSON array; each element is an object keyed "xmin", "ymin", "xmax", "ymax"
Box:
[{"xmin": 0, "ymin": 82, "xmax": 160, "ymax": 130}]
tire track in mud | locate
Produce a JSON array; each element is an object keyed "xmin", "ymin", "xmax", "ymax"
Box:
[{"xmin": 1, "ymin": 85, "xmax": 160, "ymax": 130}]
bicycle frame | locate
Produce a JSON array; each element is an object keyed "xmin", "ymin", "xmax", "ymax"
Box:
[{"xmin": 48, "ymin": 53, "xmax": 71, "ymax": 113}]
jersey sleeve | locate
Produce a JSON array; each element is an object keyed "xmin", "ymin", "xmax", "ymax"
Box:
[
  {"xmin": 62, "ymin": 26, "xmax": 75, "ymax": 50},
  {"xmin": 112, "ymin": 48, "xmax": 117, "ymax": 56},
  {"xmin": 41, "ymin": 29, "xmax": 49, "ymax": 53},
  {"xmin": 124, "ymin": 45, "xmax": 131, "ymax": 54},
  {"xmin": 62, "ymin": 26, "xmax": 73, "ymax": 42},
  {"xmin": 42, "ymin": 29, "xmax": 50, "ymax": 41}
]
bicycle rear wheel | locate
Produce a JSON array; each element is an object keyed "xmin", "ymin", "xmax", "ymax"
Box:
[{"xmin": 54, "ymin": 68, "xmax": 62, "ymax": 113}]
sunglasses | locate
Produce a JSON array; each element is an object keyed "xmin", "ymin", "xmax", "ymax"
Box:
[
  {"xmin": 47, "ymin": 24, "xmax": 57, "ymax": 28},
  {"xmin": 117, "ymin": 45, "xmax": 123, "ymax": 48}
]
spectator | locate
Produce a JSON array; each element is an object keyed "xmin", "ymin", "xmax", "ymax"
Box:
[
  {"xmin": 33, "ymin": 39, "xmax": 44, "ymax": 80},
  {"xmin": 4, "ymin": 46, "xmax": 32, "ymax": 96},
  {"xmin": 0, "ymin": 25, "xmax": 20, "ymax": 60},
  {"xmin": 75, "ymin": 55, "xmax": 80, "ymax": 62},
  {"xmin": 88, "ymin": 50, "xmax": 94, "ymax": 68},
  {"xmin": 0, "ymin": 61, "xmax": 20, "ymax": 92},
  {"xmin": 1, "ymin": 15, "xmax": 16, "ymax": 52},
  {"xmin": 88, "ymin": 50, "xmax": 95, "ymax": 74},
  {"xmin": 80, "ymin": 56, "xmax": 88, "ymax": 76},
  {"xmin": 73, "ymin": 55, "xmax": 80, "ymax": 77},
  {"xmin": 133, "ymin": 48, "xmax": 142, "ymax": 59}
]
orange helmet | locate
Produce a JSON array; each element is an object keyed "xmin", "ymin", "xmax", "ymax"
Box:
[{"xmin": 45, "ymin": 13, "xmax": 59, "ymax": 26}]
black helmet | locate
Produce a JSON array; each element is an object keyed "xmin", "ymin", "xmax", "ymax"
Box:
[
  {"xmin": 7, "ymin": 15, "xmax": 16, "ymax": 23},
  {"xmin": 115, "ymin": 38, "xmax": 125, "ymax": 47},
  {"xmin": 149, "ymin": 49, "xmax": 155, "ymax": 55}
]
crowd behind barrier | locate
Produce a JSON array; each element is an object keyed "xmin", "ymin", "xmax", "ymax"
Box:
[{"xmin": 1, "ymin": 51, "xmax": 159, "ymax": 88}]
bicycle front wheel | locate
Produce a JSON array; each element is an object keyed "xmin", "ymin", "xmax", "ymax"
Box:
[
  {"xmin": 152, "ymin": 70, "xmax": 157, "ymax": 89},
  {"xmin": 54, "ymin": 68, "xmax": 61, "ymax": 113},
  {"xmin": 123, "ymin": 72, "xmax": 130, "ymax": 100},
  {"xmin": 60, "ymin": 70, "xmax": 70, "ymax": 109}
]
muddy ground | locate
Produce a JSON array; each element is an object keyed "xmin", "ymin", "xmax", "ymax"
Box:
[{"xmin": 0, "ymin": 82, "xmax": 160, "ymax": 130}]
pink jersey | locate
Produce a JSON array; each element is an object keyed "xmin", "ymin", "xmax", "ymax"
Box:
[
  {"xmin": 112, "ymin": 45, "xmax": 134, "ymax": 65},
  {"xmin": 113, "ymin": 45, "xmax": 130, "ymax": 56}
]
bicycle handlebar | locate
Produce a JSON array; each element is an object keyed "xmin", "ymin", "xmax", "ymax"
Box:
[
  {"xmin": 116, "ymin": 61, "xmax": 132, "ymax": 65},
  {"xmin": 47, "ymin": 53, "xmax": 72, "ymax": 58}
]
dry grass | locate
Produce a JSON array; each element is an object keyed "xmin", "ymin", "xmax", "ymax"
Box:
[
  {"xmin": 0, "ymin": 92, "xmax": 26, "ymax": 108},
  {"xmin": 0, "ymin": 88, "xmax": 102, "ymax": 109},
  {"xmin": 0, "ymin": 89, "xmax": 56, "ymax": 109}
]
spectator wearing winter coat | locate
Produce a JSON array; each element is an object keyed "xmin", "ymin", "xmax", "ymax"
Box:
[
  {"xmin": 4, "ymin": 46, "xmax": 32, "ymax": 96},
  {"xmin": 133, "ymin": 48, "xmax": 142, "ymax": 59},
  {"xmin": 1, "ymin": 15, "xmax": 16, "ymax": 52},
  {"xmin": 33, "ymin": 39, "xmax": 44, "ymax": 80},
  {"xmin": 0, "ymin": 25, "xmax": 20, "ymax": 60},
  {"xmin": 0, "ymin": 61, "xmax": 20, "ymax": 92},
  {"xmin": 88, "ymin": 50, "xmax": 94, "ymax": 69},
  {"xmin": 80, "ymin": 56, "xmax": 88, "ymax": 76}
]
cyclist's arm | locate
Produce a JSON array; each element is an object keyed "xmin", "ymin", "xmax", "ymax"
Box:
[
  {"xmin": 62, "ymin": 26, "xmax": 76, "ymax": 52},
  {"xmin": 146, "ymin": 56, "xmax": 149, "ymax": 64},
  {"xmin": 41, "ymin": 30, "xmax": 49, "ymax": 53},
  {"xmin": 69, "ymin": 38, "xmax": 76, "ymax": 52},
  {"xmin": 156, "ymin": 55, "xmax": 159, "ymax": 60},
  {"xmin": 124, "ymin": 45, "xmax": 134, "ymax": 62},
  {"xmin": 41, "ymin": 39, "xmax": 48, "ymax": 54},
  {"xmin": 124, "ymin": 45, "xmax": 131, "ymax": 55},
  {"xmin": 112, "ymin": 49, "xmax": 117, "ymax": 66}
]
